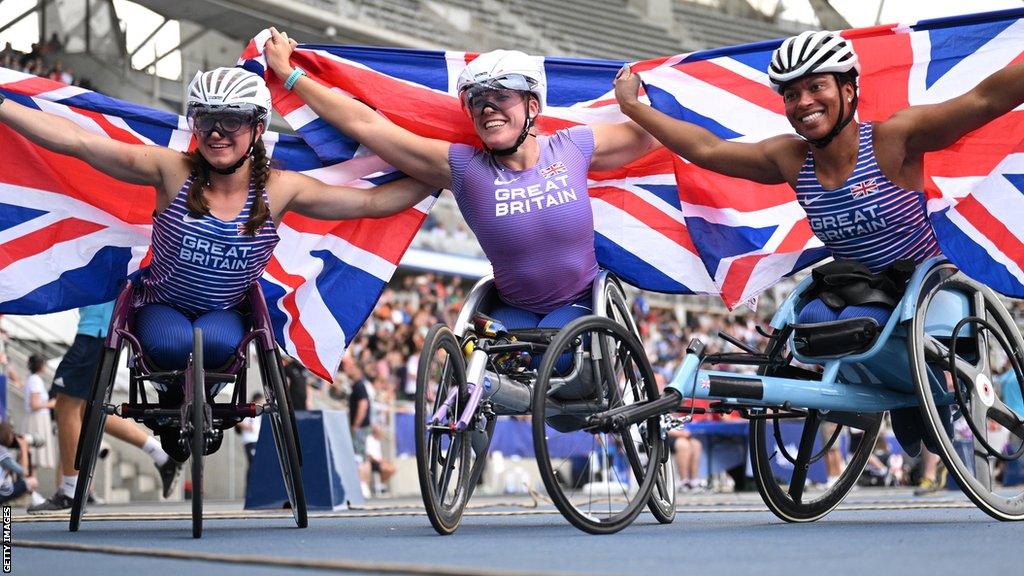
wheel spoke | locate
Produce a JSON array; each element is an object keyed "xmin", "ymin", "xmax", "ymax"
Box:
[
  {"xmin": 787, "ymin": 411, "xmax": 822, "ymax": 504},
  {"xmin": 923, "ymin": 334, "xmax": 979, "ymax": 381},
  {"xmin": 988, "ymin": 398, "xmax": 1024, "ymax": 444},
  {"xmin": 437, "ymin": 432, "xmax": 462, "ymax": 503}
]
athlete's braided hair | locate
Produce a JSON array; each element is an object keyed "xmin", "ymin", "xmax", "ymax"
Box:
[{"xmin": 184, "ymin": 138, "xmax": 271, "ymax": 236}]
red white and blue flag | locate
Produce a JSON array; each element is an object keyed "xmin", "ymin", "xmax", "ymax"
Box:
[
  {"xmin": 0, "ymin": 67, "xmax": 433, "ymax": 381},
  {"xmin": 6, "ymin": 9, "xmax": 1024, "ymax": 379},
  {"xmin": 638, "ymin": 7, "xmax": 1024, "ymax": 305}
]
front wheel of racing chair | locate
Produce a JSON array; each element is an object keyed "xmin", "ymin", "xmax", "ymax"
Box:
[
  {"xmin": 748, "ymin": 315, "xmax": 883, "ymax": 523},
  {"xmin": 415, "ymin": 323, "xmax": 479, "ymax": 535},
  {"xmin": 190, "ymin": 328, "xmax": 206, "ymax": 538},
  {"xmin": 597, "ymin": 273, "xmax": 675, "ymax": 524},
  {"xmin": 70, "ymin": 346, "xmax": 121, "ymax": 532},
  {"xmin": 532, "ymin": 315, "xmax": 663, "ymax": 534},
  {"xmin": 909, "ymin": 263, "xmax": 1024, "ymax": 520}
]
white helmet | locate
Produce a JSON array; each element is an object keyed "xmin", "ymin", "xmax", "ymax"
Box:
[
  {"xmin": 456, "ymin": 49, "xmax": 546, "ymax": 111},
  {"xmin": 768, "ymin": 30, "xmax": 860, "ymax": 93},
  {"xmin": 186, "ymin": 67, "xmax": 271, "ymax": 126}
]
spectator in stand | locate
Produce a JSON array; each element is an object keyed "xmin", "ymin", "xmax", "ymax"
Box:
[
  {"xmin": 17, "ymin": 43, "xmax": 40, "ymax": 69},
  {"xmin": 346, "ymin": 359, "xmax": 372, "ymax": 457},
  {"xmin": 44, "ymin": 32, "xmax": 63, "ymax": 55},
  {"xmin": 360, "ymin": 424, "xmax": 395, "ymax": 496},
  {"xmin": 0, "ymin": 422, "xmax": 44, "ymax": 507},
  {"xmin": 236, "ymin": 391, "xmax": 263, "ymax": 491},
  {"xmin": 48, "ymin": 60, "xmax": 72, "ymax": 85},
  {"xmin": 23, "ymin": 354, "xmax": 56, "ymax": 472},
  {"xmin": 668, "ymin": 425, "xmax": 706, "ymax": 493}
]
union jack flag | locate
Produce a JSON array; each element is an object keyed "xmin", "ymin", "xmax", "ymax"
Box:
[
  {"xmin": 850, "ymin": 178, "xmax": 879, "ymax": 199},
  {"xmin": 540, "ymin": 161, "xmax": 568, "ymax": 179},
  {"xmin": 638, "ymin": 7, "xmax": 1024, "ymax": 305},
  {"xmin": 6, "ymin": 9, "xmax": 1024, "ymax": 382},
  {"xmin": 0, "ymin": 67, "xmax": 431, "ymax": 381}
]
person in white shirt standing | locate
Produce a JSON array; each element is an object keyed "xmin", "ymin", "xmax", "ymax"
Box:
[{"xmin": 23, "ymin": 355, "xmax": 55, "ymax": 470}]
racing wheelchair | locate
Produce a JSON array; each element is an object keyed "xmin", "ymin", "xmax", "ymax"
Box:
[
  {"xmin": 71, "ymin": 281, "xmax": 307, "ymax": 538},
  {"xmin": 556, "ymin": 257, "xmax": 1024, "ymax": 525},
  {"xmin": 415, "ymin": 271, "xmax": 676, "ymax": 535}
]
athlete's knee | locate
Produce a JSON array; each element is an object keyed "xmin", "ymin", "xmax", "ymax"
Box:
[
  {"xmin": 135, "ymin": 304, "xmax": 192, "ymax": 369},
  {"xmin": 194, "ymin": 309, "xmax": 246, "ymax": 368},
  {"xmin": 837, "ymin": 303, "xmax": 892, "ymax": 325},
  {"xmin": 797, "ymin": 298, "xmax": 840, "ymax": 324}
]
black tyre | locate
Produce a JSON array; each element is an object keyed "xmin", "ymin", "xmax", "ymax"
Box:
[
  {"xmin": 599, "ymin": 275, "xmax": 675, "ymax": 523},
  {"xmin": 415, "ymin": 324, "xmax": 477, "ymax": 535},
  {"xmin": 749, "ymin": 330, "xmax": 882, "ymax": 522},
  {"xmin": 533, "ymin": 316, "xmax": 662, "ymax": 534},
  {"xmin": 909, "ymin": 263, "xmax": 1024, "ymax": 520},
  {"xmin": 263, "ymin": 347, "xmax": 308, "ymax": 528},
  {"xmin": 191, "ymin": 328, "xmax": 205, "ymax": 539},
  {"xmin": 70, "ymin": 347, "xmax": 119, "ymax": 532}
]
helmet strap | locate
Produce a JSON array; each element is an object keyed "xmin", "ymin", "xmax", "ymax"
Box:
[
  {"xmin": 205, "ymin": 128, "xmax": 258, "ymax": 175},
  {"xmin": 488, "ymin": 99, "xmax": 535, "ymax": 157},
  {"xmin": 808, "ymin": 74, "xmax": 858, "ymax": 149}
]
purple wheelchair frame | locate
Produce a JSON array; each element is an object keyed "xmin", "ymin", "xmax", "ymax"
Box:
[{"xmin": 104, "ymin": 279, "xmax": 279, "ymax": 435}]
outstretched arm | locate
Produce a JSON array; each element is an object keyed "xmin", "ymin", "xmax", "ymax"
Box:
[
  {"xmin": 590, "ymin": 120, "xmax": 662, "ymax": 171},
  {"xmin": 613, "ymin": 64, "xmax": 789, "ymax": 185},
  {"xmin": 273, "ymin": 169, "xmax": 438, "ymax": 220},
  {"xmin": 0, "ymin": 96, "xmax": 174, "ymax": 187},
  {"xmin": 888, "ymin": 61, "xmax": 1024, "ymax": 155},
  {"xmin": 264, "ymin": 28, "xmax": 452, "ymax": 189}
]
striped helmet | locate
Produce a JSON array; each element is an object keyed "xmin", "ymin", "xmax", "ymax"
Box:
[
  {"xmin": 186, "ymin": 67, "xmax": 271, "ymax": 126},
  {"xmin": 768, "ymin": 31, "xmax": 859, "ymax": 93}
]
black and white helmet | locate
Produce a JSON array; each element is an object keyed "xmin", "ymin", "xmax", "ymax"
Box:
[
  {"xmin": 768, "ymin": 30, "xmax": 860, "ymax": 93},
  {"xmin": 186, "ymin": 67, "xmax": 272, "ymax": 126}
]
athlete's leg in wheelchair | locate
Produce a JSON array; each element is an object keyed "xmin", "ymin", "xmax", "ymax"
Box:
[
  {"xmin": 489, "ymin": 298, "xmax": 592, "ymax": 375},
  {"xmin": 133, "ymin": 303, "xmax": 247, "ymax": 460}
]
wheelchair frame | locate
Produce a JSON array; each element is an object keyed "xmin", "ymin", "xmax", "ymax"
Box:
[
  {"xmin": 415, "ymin": 270, "xmax": 674, "ymax": 535},
  {"xmin": 70, "ymin": 280, "xmax": 307, "ymax": 538},
  {"xmin": 578, "ymin": 256, "xmax": 1024, "ymax": 525}
]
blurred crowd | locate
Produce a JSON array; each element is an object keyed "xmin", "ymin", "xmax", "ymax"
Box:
[{"xmin": 1, "ymin": 35, "xmax": 89, "ymax": 89}]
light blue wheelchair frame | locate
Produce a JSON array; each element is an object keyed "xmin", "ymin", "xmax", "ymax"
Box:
[
  {"xmin": 574, "ymin": 256, "xmax": 1024, "ymax": 525},
  {"xmin": 668, "ymin": 257, "xmax": 964, "ymax": 414}
]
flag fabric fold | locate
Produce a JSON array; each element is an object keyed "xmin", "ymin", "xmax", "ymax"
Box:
[{"xmin": 0, "ymin": 66, "xmax": 432, "ymax": 381}]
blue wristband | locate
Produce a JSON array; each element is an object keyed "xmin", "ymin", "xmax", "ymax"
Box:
[{"xmin": 284, "ymin": 67, "xmax": 306, "ymax": 91}]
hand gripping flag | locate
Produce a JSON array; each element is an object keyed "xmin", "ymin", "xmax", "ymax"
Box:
[{"xmin": 0, "ymin": 67, "xmax": 433, "ymax": 380}]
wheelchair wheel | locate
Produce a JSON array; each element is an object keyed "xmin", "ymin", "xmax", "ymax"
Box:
[
  {"xmin": 70, "ymin": 346, "xmax": 119, "ymax": 532},
  {"xmin": 601, "ymin": 277, "xmax": 675, "ymax": 523},
  {"xmin": 191, "ymin": 328, "xmax": 205, "ymax": 539},
  {"xmin": 533, "ymin": 316, "xmax": 662, "ymax": 534},
  {"xmin": 749, "ymin": 331, "xmax": 882, "ymax": 522},
  {"xmin": 263, "ymin": 346, "xmax": 308, "ymax": 529},
  {"xmin": 909, "ymin": 265, "xmax": 1024, "ymax": 520},
  {"xmin": 415, "ymin": 324, "xmax": 478, "ymax": 535}
]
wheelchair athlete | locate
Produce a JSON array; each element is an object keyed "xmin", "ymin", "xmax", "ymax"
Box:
[
  {"xmin": 615, "ymin": 31, "xmax": 1024, "ymax": 458},
  {"xmin": 0, "ymin": 66, "xmax": 435, "ymax": 455},
  {"xmin": 265, "ymin": 30, "xmax": 660, "ymax": 355}
]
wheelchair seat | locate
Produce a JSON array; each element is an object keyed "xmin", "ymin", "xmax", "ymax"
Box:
[{"xmin": 453, "ymin": 271, "xmax": 636, "ymax": 410}]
